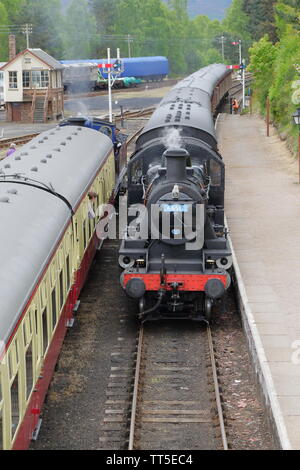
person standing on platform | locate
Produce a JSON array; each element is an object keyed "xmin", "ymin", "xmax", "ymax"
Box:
[{"xmin": 232, "ymin": 98, "xmax": 239, "ymax": 114}]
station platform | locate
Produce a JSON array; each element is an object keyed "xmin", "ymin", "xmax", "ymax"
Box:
[{"xmin": 219, "ymin": 113, "xmax": 300, "ymax": 449}]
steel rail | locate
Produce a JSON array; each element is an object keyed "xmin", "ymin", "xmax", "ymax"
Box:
[
  {"xmin": 115, "ymin": 107, "xmax": 155, "ymax": 121},
  {"xmin": 0, "ymin": 109, "xmax": 150, "ymax": 153},
  {"xmin": 128, "ymin": 326, "xmax": 144, "ymax": 450},
  {"xmin": 207, "ymin": 325, "xmax": 228, "ymax": 450},
  {"xmin": 0, "ymin": 133, "xmax": 39, "ymax": 149},
  {"xmin": 126, "ymin": 126, "xmax": 145, "ymax": 146}
]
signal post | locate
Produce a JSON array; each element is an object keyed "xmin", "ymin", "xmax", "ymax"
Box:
[{"xmin": 99, "ymin": 48, "xmax": 123, "ymax": 122}]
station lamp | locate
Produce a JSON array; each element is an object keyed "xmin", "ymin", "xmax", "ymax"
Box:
[{"xmin": 292, "ymin": 108, "xmax": 300, "ymax": 126}]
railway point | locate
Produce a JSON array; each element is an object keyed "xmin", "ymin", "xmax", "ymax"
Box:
[{"xmin": 219, "ymin": 112, "xmax": 300, "ymax": 449}]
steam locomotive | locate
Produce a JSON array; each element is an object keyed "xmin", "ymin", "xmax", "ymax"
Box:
[{"xmin": 119, "ymin": 64, "xmax": 232, "ymax": 321}]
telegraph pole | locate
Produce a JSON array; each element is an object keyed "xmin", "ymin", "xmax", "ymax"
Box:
[
  {"xmin": 127, "ymin": 35, "xmax": 132, "ymax": 58},
  {"xmin": 22, "ymin": 23, "xmax": 33, "ymax": 48},
  {"xmin": 220, "ymin": 36, "xmax": 225, "ymax": 61}
]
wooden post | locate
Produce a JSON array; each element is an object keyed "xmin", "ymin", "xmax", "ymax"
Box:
[{"xmin": 266, "ymin": 97, "xmax": 270, "ymax": 137}]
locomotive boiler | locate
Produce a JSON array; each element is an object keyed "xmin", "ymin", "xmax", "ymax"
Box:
[{"xmin": 119, "ymin": 64, "xmax": 232, "ymax": 321}]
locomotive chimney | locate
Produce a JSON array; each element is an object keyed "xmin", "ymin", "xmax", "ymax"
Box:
[{"xmin": 163, "ymin": 148, "xmax": 189, "ymax": 182}]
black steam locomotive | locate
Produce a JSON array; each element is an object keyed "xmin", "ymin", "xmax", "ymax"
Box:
[{"xmin": 119, "ymin": 64, "xmax": 232, "ymax": 321}]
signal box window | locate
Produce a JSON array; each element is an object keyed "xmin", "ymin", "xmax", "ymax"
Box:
[
  {"xmin": 32, "ymin": 70, "xmax": 49, "ymax": 88},
  {"xmin": 9, "ymin": 71, "xmax": 18, "ymax": 89},
  {"xmin": 23, "ymin": 71, "xmax": 30, "ymax": 88}
]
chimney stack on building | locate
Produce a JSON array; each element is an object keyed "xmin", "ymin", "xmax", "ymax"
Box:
[{"xmin": 8, "ymin": 35, "xmax": 16, "ymax": 61}]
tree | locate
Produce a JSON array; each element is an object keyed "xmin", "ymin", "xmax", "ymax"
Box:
[
  {"xmin": 248, "ymin": 34, "xmax": 277, "ymax": 112},
  {"xmin": 167, "ymin": 0, "xmax": 189, "ymax": 20},
  {"xmin": 89, "ymin": 0, "xmax": 118, "ymax": 34},
  {"xmin": 242, "ymin": 0, "xmax": 277, "ymax": 42},
  {"xmin": 0, "ymin": 0, "xmax": 24, "ymax": 20},
  {"xmin": 269, "ymin": 26, "xmax": 299, "ymax": 126},
  {"xmin": 275, "ymin": 0, "xmax": 300, "ymax": 36},
  {"xmin": 12, "ymin": 0, "xmax": 64, "ymax": 58},
  {"xmin": 222, "ymin": 0, "xmax": 253, "ymax": 62},
  {"xmin": 248, "ymin": 0, "xmax": 300, "ymax": 152},
  {"xmin": 0, "ymin": 1, "xmax": 9, "ymax": 61},
  {"xmin": 62, "ymin": 0, "xmax": 97, "ymax": 59},
  {"xmin": 190, "ymin": 16, "xmax": 223, "ymax": 69}
]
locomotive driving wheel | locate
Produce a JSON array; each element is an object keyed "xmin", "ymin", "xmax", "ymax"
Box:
[
  {"xmin": 204, "ymin": 296, "xmax": 213, "ymax": 322},
  {"xmin": 139, "ymin": 296, "xmax": 146, "ymax": 314}
]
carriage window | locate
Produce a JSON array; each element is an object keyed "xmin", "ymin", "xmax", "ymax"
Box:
[
  {"xmin": 59, "ymin": 271, "xmax": 64, "ymax": 309},
  {"xmin": 52, "ymin": 289, "xmax": 57, "ymax": 329},
  {"xmin": 10, "ymin": 373, "xmax": 20, "ymax": 435},
  {"xmin": 66, "ymin": 255, "xmax": 70, "ymax": 290},
  {"xmin": 83, "ymin": 220, "xmax": 87, "ymax": 248},
  {"xmin": 209, "ymin": 159, "xmax": 222, "ymax": 186},
  {"xmin": 25, "ymin": 344, "xmax": 33, "ymax": 400},
  {"xmin": 42, "ymin": 308, "xmax": 48, "ymax": 354}
]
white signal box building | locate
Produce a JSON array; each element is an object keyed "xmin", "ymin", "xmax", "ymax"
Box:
[{"xmin": 0, "ymin": 48, "xmax": 64, "ymax": 122}]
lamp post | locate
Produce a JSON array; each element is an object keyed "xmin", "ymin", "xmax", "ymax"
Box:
[{"xmin": 292, "ymin": 108, "xmax": 300, "ymax": 184}]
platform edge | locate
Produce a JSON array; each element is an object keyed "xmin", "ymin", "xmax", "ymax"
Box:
[{"xmin": 226, "ymin": 217, "xmax": 292, "ymax": 450}]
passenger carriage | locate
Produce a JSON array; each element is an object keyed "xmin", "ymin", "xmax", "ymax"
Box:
[{"xmin": 0, "ymin": 126, "xmax": 115, "ymax": 450}]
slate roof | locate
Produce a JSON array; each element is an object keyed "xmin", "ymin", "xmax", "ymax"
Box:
[{"xmin": 0, "ymin": 48, "xmax": 63, "ymax": 71}]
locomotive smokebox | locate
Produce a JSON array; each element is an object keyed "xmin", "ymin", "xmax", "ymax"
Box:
[{"xmin": 163, "ymin": 148, "xmax": 189, "ymax": 182}]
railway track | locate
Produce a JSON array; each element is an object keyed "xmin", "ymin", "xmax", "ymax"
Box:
[
  {"xmin": 128, "ymin": 322, "xmax": 228, "ymax": 450},
  {"xmin": 29, "ymin": 239, "xmax": 274, "ymax": 450},
  {"xmin": 100, "ymin": 319, "xmax": 228, "ymax": 450},
  {"xmin": 28, "ymin": 115, "xmax": 274, "ymax": 452},
  {"xmin": 0, "ymin": 133, "xmax": 39, "ymax": 150},
  {"xmin": 64, "ymin": 79, "xmax": 178, "ymax": 101},
  {"xmin": 229, "ymin": 73, "xmax": 252, "ymax": 97},
  {"xmin": 0, "ymin": 108, "xmax": 153, "ymax": 153}
]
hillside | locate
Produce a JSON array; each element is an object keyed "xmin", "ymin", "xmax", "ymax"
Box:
[
  {"xmin": 61, "ymin": 0, "xmax": 232, "ymax": 20},
  {"xmin": 162, "ymin": 0, "xmax": 232, "ymax": 20}
]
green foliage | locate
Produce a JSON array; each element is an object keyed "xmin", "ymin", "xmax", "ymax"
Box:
[
  {"xmin": 0, "ymin": 1, "xmax": 9, "ymax": 61},
  {"xmin": 2, "ymin": 0, "xmax": 286, "ymax": 77},
  {"xmin": 89, "ymin": 0, "xmax": 118, "ymax": 35},
  {"xmin": 248, "ymin": 0, "xmax": 300, "ymax": 151},
  {"xmin": 12, "ymin": 0, "xmax": 65, "ymax": 57},
  {"xmin": 242, "ymin": 0, "xmax": 277, "ymax": 42},
  {"xmin": 275, "ymin": 0, "xmax": 300, "ymax": 36},
  {"xmin": 62, "ymin": 0, "xmax": 97, "ymax": 59},
  {"xmin": 221, "ymin": 0, "xmax": 254, "ymax": 64},
  {"xmin": 167, "ymin": 0, "xmax": 189, "ymax": 20},
  {"xmin": 223, "ymin": 0, "xmax": 251, "ymax": 39},
  {"xmin": 248, "ymin": 35, "xmax": 277, "ymax": 112},
  {"xmin": 0, "ymin": 0, "xmax": 260, "ymax": 74},
  {"xmin": 269, "ymin": 26, "xmax": 299, "ymax": 127}
]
